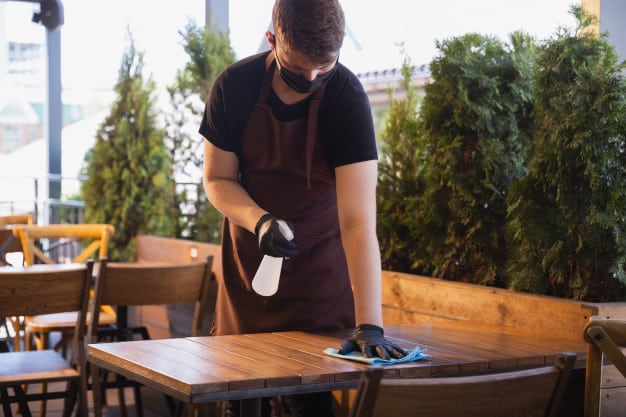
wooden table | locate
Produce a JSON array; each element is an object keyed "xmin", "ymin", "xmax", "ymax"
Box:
[{"xmin": 86, "ymin": 323, "xmax": 587, "ymax": 416}]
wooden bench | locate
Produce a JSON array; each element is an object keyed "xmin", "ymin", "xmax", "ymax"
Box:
[
  {"xmin": 131, "ymin": 235, "xmax": 222, "ymax": 339},
  {"xmin": 135, "ymin": 234, "xmax": 222, "ymax": 282}
]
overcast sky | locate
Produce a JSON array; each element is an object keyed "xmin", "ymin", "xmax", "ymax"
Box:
[{"xmin": 4, "ymin": 0, "xmax": 577, "ymax": 91}]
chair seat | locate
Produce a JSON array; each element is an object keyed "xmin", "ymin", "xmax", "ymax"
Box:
[
  {"xmin": 26, "ymin": 310, "xmax": 116, "ymax": 332},
  {"xmin": 0, "ymin": 350, "xmax": 79, "ymax": 385}
]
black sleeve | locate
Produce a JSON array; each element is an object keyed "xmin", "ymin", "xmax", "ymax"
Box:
[
  {"xmin": 199, "ymin": 53, "xmax": 267, "ymax": 155},
  {"xmin": 319, "ymin": 66, "xmax": 378, "ymax": 167},
  {"xmin": 199, "ymin": 71, "xmax": 233, "ymax": 152}
]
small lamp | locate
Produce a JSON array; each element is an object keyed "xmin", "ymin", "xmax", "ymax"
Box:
[{"xmin": 31, "ymin": 0, "xmax": 64, "ymax": 31}]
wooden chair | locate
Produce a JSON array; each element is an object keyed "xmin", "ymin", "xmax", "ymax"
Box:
[
  {"xmin": 11, "ymin": 223, "xmax": 117, "ymax": 416},
  {"xmin": 0, "ymin": 213, "xmax": 33, "ymax": 266},
  {"xmin": 88, "ymin": 256, "xmax": 214, "ymax": 417},
  {"xmin": 10, "ymin": 223, "xmax": 117, "ymax": 349},
  {"xmin": 348, "ymin": 353, "xmax": 576, "ymax": 417},
  {"xmin": 0, "ymin": 214, "xmax": 34, "ymax": 227},
  {"xmin": 0, "ymin": 214, "xmax": 33, "ymax": 351},
  {"xmin": 12, "ymin": 223, "xmax": 114, "ymax": 266},
  {"xmin": 583, "ymin": 317, "xmax": 626, "ymax": 417},
  {"xmin": 0, "ymin": 262, "xmax": 93, "ymax": 417}
]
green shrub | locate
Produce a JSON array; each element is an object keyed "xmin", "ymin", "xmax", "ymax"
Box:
[
  {"xmin": 377, "ymin": 57, "xmax": 424, "ymax": 272},
  {"xmin": 505, "ymin": 6, "xmax": 626, "ymax": 301},
  {"xmin": 163, "ymin": 20, "xmax": 234, "ymax": 243},
  {"xmin": 406, "ymin": 32, "xmax": 535, "ymax": 285},
  {"xmin": 81, "ymin": 32, "xmax": 175, "ymax": 261}
]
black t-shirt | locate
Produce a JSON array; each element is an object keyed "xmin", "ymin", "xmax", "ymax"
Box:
[{"xmin": 199, "ymin": 52, "xmax": 377, "ymax": 167}]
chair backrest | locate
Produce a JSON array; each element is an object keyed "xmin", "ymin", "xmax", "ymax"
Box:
[
  {"xmin": 12, "ymin": 223, "xmax": 114, "ymax": 265},
  {"xmin": 0, "ymin": 262, "xmax": 93, "ymax": 350},
  {"xmin": 349, "ymin": 353, "xmax": 576, "ymax": 417},
  {"xmin": 583, "ymin": 317, "xmax": 626, "ymax": 417},
  {"xmin": 0, "ymin": 213, "xmax": 34, "ymax": 263},
  {"xmin": 0, "ymin": 213, "xmax": 34, "ymax": 227},
  {"xmin": 88, "ymin": 256, "xmax": 214, "ymax": 342},
  {"xmin": 135, "ymin": 234, "xmax": 223, "ymax": 283}
]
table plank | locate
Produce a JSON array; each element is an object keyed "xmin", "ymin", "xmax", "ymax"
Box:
[
  {"xmin": 186, "ymin": 336, "xmax": 308, "ymax": 387},
  {"xmin": 87, "ymin": 339, "xmax": 230, "ymax": 401},
  {"xmin": 259, "ymin": 331, "xmax": 456, "ymax": 378},
  {"xmin": 386, "ymin": 323, "xmax": 586, "ymax": 371}
]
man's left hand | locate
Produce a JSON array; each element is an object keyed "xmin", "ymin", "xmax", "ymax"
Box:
[{"xmin": 338, "ymin": 324, "xmax": 406, "ymax": 359}]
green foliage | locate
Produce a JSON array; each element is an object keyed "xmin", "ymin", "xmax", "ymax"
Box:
[
  {"xmin": 176, "ymin": 20, "xmax": 236, "ymax": 99},
  {"xmin": 505, "ymin": 6, "xmax": 626, "ymax": 301},
  {"xmin": 81, "ymin": 32, "xmax": 175, "ymax": 261},
  {"xmin": 377, "ymin": 56, "xmax": 424, "ymax": 272},
  {"xmin": 163, "ymin": 20, "xmax": 234, "ymax": 243},
  {"xmin": 412, "ymin": 32, "xmax": 536, "ymax": 285}
]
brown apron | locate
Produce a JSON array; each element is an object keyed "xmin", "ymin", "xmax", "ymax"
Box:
[{"xmin": 212, "ymin": 59, "xmax": 356, "ymax": 336}]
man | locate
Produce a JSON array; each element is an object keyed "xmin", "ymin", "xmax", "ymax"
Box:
[{"xmin": 200, "ymin": 0, "xmax": 405, "ymax": 415}]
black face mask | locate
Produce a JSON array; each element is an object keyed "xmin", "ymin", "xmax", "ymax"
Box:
[{"xmin": 274, "ymin": 49, "xmax": 338, "ymax": 94}]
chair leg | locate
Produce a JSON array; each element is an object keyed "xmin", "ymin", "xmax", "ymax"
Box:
[
  {"xmin": 63, "ymin": 380, "xmax": 78, "ymax": 417},
  {"xmin": 32, "ymin": 330, "xmax": 49, "ymax": 417},
  {"xmin": 8, "ymin": 317, "xmax": 23, "ymax": 352},
  {"xmin": 1, "ymin": 386, "xmax": 14, "ymax": 417},
  {"xmin": 117, "ymin": 377, "xmax": 128, "ymax": 417},
  {"xmin": 134, "ymin": 384, "xmax": 144, "ymax": 417},
  {"xmin": 585, "ymin": 342, "xmax": 603, "ymax": 417},
  {"xmin": 92, "ymin": 364, "xmax": 105, "ymax": 417},
  {"xmin": 10, "ymin": 385, "xmax": 33, "ymax": 417}
]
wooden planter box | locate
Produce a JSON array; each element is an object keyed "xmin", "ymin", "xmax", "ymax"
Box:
[{"xmin": 381, "ymin": 270, "xmax": 626, "ymax": 417}]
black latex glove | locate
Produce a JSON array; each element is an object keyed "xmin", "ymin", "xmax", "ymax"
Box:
[
  {"xmin": 338, "ymin": 324, "xmax": 407, "ymax": 360},
  {"xmin": 255, "ymin": 213, "xmax": 298, "ymax": 258}
]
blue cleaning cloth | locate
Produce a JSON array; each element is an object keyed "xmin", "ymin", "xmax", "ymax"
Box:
[{"xmin": 323, "ymin": 346, "xmax": 431, "ymax": 365}]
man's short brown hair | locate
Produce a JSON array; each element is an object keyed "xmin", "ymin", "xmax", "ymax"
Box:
[{"xmin": 272, "ymin": 0, "xmax": 345, "ymax": 64}]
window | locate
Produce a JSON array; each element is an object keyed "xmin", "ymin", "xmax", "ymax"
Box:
[{"xmin": 2, "ymin": 125, "xmax": 21, "ymax": 153}]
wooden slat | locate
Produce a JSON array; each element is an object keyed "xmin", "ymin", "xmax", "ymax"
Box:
[
  {"xmin": 135, "ymin": 234, "xmax": 223, "ymax": 283},
  {"xmin": 0, "ymin": 264, "xmax": 89, "ymax": 316},
  {"xmin": 99, "ymin": 261, "xmax": 209, "ymax": 306},
  {"xmin": 238, "ymin": 333, "xmax": 354, "ymax": 384},
  {"xmin": 0, "ymin": 350, "xmax": 79, "ymax": 384},
  {"xmin": 382, "ymin": 271, "xmax": 598, "ymax": 341},
  {"xmin": 87, "ymin": 339, "xmax": 229, "ymax": 402},
  {"xmin": 390, "ymin": 325, "xmax": 522, "ymax": 373},
  {"xmin": 267, "ymin": 331, "xmax": 443, "ymax": 378},
  {"xmin": 601, "ymin": 386, "xmax": 626, "ymax": 416},
  {"xmin": 187, "ymin": 336, "xmax": 302, "ymax": 387}
]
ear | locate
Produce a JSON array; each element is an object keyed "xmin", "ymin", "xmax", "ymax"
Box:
[{"xmin": 265, "ymin": 31, "xmax": 276, "ymax": 50}]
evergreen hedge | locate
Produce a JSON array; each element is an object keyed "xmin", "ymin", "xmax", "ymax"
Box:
[
  {"xmin": 505, "ymin": 7, "xmax": 626, "ymax": 301},
  {"xmin": 378, "ymin": 32, "xmax": 536, "ymax": 286},
  {"xmin": 81, "ymin": 33, "xmax": 175, "ymax": 261},
  {"xmin": 377, "ymin": 6, "xmax": 626, "ymax": 301}
]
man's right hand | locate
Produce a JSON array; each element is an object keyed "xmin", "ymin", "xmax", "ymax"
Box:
[{"xmin": 255, "ymin": 213, "xmax": 298, "ymax": 258}]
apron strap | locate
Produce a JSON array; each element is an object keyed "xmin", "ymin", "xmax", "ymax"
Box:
[{"xmin": 305, "ymin": 85, "xmax": 326, "ymax": 189}]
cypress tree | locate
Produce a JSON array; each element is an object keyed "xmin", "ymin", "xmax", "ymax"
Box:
[
  {"xmin": 377, "ymin": 56, "xmax": 424, "ymax": 272},
  {"xmin": 81, "ymin": 32, "xmax": 175, "ymax": 261},
  {"xmin": 163, "ymin": 20, "xmax": 235, "ymax": 242},
  {"xmin": 414, "ymin": 32, "xmax": 536, "ymax": 285},
  {"xmin": 505, "ymin": 6, "xmax": 626, "ymax": 301}
]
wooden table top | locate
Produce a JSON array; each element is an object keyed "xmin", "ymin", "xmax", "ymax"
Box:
[{"xmin": 86, "ymin": 323, "xmax": 587, "ymax": 406}]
